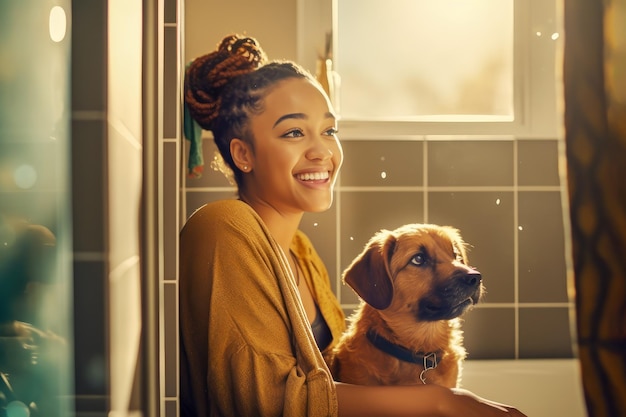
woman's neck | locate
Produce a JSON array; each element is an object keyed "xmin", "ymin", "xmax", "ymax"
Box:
[
  {"xmin": 242, "ymin": 198, "xmax": 303, "ymax": 254},
  {"xmin": 261, "ymin": 211, "xmax": 303, "ymax": 256}
]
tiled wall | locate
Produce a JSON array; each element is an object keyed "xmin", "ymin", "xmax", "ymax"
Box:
[
  {"xmin": 71, "ymin": 1, "xmax": 111, "ymax": 414},
  {"xmin": 72, "ymin": 1, "xmax": 183, "ymax": 415},
  {"xmin": 72, "ymin": 0, "xmax": 145, "ymax": 415},
  {"xmin": 182, "ymin": 136, "xmax": 574, "ymax": 361},
  {"xmin": 161, "ymin": 1, "xmax": 183, "ymax": 417}
]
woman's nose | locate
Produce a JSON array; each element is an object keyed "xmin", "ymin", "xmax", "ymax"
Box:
[{"xmin": 306, "ymin": 137, "xmax": 334, "ymax": 161}]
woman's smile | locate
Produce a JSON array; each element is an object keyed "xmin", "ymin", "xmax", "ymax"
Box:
[
  {"xmin": 295, "ymin": 170, "xmax": 330, "ymax": 182},
  {"xmin": 294, "ymin": 169, "xmax": 332, "ymax": 191}
]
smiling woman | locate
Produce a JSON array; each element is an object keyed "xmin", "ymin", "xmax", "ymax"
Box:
[{"xmin": 180, "ymin": 34, "xmax": 346, "ymax": 416}]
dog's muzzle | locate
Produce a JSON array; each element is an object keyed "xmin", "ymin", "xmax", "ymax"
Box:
[{"xmin": 418, "ymin": 270, "xmax": 483, "ymax": 321}]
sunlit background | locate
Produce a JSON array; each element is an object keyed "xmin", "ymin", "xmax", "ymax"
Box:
[{"xmin": 337, "ymin": 0, "xmax": 514, "ymax": 120}]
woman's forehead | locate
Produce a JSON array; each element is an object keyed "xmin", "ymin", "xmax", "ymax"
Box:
[{"xmin": 262, "ymin": 78, "xmax": 332, "ymax": 118}]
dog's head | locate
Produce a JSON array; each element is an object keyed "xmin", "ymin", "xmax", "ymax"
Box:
[{"xmin": 343, "ymin": 224, "xmax": 483, "ymax": 321}]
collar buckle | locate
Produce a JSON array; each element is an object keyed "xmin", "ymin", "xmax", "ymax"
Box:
[{"xmin": 419, "ymin": 352, "xmax": 438, "ymax": 384}]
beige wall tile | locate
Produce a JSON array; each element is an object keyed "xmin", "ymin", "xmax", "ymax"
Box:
[{"xmin": 429, "ymin": 140, "xmax": 514, "ymax": 186}]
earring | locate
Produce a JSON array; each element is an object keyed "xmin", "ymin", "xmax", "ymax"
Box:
[{"xmin": 242, "ymin": 165, "xmax": 249, "ymax": 172}]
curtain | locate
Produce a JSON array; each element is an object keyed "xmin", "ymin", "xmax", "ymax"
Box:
[{"xmin": 563, "ymin": 1, "xmax": 626, "ymax": 416}]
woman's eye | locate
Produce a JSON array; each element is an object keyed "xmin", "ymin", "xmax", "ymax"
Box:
[
  {"xmin": 410, "ymin": 253, "xmax": 427, "ymax": 266},
  {"xmin": 282, "ymin": 129, "xmax": 304, "ymax": 138},
  {"xmin": 324, "ymin": 127, "xmax": 339, "ymax": 136}
]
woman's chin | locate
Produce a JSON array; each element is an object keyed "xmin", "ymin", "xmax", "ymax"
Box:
[{"xmin": 305, "ymin": 198, "xmax": 334, "ymax": 213}]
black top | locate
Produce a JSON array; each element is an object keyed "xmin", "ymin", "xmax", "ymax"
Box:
[{"xmin": 311, "ymin": 304, "xmax": 333, "ymax": 351}]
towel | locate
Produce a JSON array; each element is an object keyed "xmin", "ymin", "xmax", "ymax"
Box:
[
  {"xmin": 183, "ymin": 60, "xmax": 204, "ymax": 179},
  {"xmin": 183, "ymin": 98, "xmax": 204, "ymax": 178}
]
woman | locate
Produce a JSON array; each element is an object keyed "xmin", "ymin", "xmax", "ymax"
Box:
[{"xmin": 180, "ymin": 34, "xmax": 527, "ymax": 417}]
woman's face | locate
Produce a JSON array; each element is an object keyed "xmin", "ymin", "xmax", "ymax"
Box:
[{"xmin": 244, "ymin": 77, "xmax": 343, "ymax": 214}]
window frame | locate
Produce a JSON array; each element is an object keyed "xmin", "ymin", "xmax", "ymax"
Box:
[{"xmin": 297, "ymin": 0, "xmax": 561, "ymax": 140}]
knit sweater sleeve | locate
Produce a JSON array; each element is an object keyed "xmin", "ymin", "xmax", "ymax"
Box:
[{"xmin": 180, "ymin": 200, "xmax": 337, "ymax": 417}]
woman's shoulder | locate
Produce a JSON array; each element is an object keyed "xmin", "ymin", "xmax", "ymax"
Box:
[
  {"xmin": 182, "ymin": 199, "xmax": 261, "ymax": 235},
  {"xmin": 190, "ymin": 198, "xmax": 254, "ymax": 219}
]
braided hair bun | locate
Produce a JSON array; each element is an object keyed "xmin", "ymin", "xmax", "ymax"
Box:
[{"xmin": 185, "ymin": 34, "xmax": 268, "ymax": 131}]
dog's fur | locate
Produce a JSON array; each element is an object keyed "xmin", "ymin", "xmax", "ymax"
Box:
[{"xmin": 329, "ymin": 223, "xmax": 483, "ymax": 388}]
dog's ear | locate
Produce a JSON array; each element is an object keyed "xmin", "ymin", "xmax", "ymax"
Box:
[{"xmin": 343, "ymin": 232, "xmax": 396, "ymax": 310}]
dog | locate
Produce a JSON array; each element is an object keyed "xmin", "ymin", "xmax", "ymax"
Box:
[{"xmin": 329, "ymin": 223, "xmax": 483, "ymax": 388}]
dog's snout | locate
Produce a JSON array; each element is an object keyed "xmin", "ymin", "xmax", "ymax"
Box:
[{"xmin": 462, "ymin": 270, "xmax": 482, "ymax": 287}]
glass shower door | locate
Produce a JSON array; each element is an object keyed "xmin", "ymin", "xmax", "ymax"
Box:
[{"xmin": 0, "ymin": 2, "xmax": 73, "ymax": 416}]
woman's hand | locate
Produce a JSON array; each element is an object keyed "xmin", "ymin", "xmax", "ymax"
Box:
[
  {"xmin": 336, "ymin": 382, "xmax": 528, "ymax": 417},
  {"xmin": 438, "ymin": 387, "xmax": 528, "ymax": 417}
]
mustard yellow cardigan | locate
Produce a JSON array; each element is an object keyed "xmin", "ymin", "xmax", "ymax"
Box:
[{"xmin": 180, "ymin": 199, "xmax": 346, "ymax": 417}]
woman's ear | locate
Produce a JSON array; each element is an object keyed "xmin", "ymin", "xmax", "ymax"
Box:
[{"xmin": 230, "ymin": 138, "xmax": 253, "ymax": 172}]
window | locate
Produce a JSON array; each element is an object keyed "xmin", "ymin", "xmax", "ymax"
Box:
[{"xmin": 336, "ymin": 0, "xmax": 514, "ymax": 122}]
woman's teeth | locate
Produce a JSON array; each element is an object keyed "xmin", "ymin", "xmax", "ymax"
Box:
[{"xmin": 296, "ymin": 171, "xmax": 329, "ymax": 181}]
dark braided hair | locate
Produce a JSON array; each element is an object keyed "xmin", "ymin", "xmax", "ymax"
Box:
[{"xmin": 184, "ymin": 34, "xmax": 314, "ymax": 187}]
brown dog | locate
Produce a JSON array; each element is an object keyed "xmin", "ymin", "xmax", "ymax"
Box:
[{"xmin": 329, "ymin": 223, "xmax": 483, "ymax": 388}]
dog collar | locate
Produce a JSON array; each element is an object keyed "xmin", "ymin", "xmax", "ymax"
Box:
[{"xmin": 366, "ymin": 329, "xmax": 441, "ymax": 383}]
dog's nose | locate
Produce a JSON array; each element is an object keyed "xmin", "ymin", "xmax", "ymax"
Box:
[{"xmin": 462, "ymin": 270, "xmax": 482, "ymax": 287}]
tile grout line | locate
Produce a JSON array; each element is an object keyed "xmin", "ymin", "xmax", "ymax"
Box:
[{"xmin": 513, "ymin": 139, "xmax": 520, "ymax": 359}]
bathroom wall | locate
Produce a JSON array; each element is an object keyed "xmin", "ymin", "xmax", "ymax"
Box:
[
  {"xmin": 338, "ymin": 136, "xmax": 571, "ymax": 359},
  {"xmin": 161, "ymin": 1, "xmax": 183, "ymax": 416},
  {"xmin": 71, "ymin": 0, "xmax": 145, "ymax": 415},
  {"xmin": 72, "ymin": 0, "xmax": 181, "ymax": 415},
  {"xmin": 159, "ymin": 1, "xmax": 573, "ymax": 416}
]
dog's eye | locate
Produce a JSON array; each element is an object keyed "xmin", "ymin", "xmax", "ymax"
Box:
[
  {"xmin": 410, "ymin": 253, "xmax": 428, "ymax": 266},
  {"xmin": 453, "ymin": 247, "xmax": 465, "ymax": 263}
]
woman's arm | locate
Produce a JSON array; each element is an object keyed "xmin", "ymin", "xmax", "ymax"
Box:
[{"xmin": 336, "ymin": 382, "xmax": 528, "ymax": 417}]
